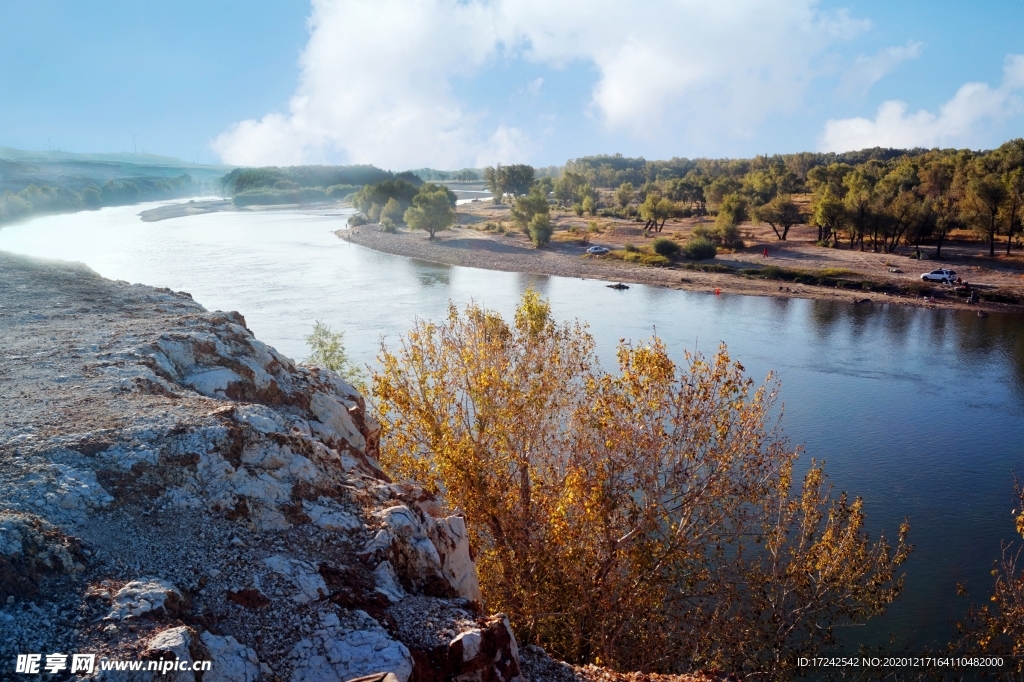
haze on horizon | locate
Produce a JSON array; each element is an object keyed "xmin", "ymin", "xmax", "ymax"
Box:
[{"xmin": 2, "ymin": 0, "xmax": 1023, "ymax": 171}]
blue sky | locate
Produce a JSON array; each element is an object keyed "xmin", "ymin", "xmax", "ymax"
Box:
[{"xmin": 1, "ymin": 0, "xmax": 1022, "ymax": 170}]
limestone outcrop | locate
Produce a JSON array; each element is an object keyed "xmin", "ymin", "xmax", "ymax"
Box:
[{"xmin": 0, "ymin": 252, "xmax": 521, "ymax": 682}]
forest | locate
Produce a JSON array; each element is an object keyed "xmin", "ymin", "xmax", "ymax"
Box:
[{"xmin": 548, "ymin": 141, "xmax": 1024, "ymax": 258}]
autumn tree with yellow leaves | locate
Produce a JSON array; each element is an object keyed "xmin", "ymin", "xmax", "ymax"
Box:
[
  {"xmin": 953, "ymin": 478, "xmax": 1024, "ymax": 678},
  {"xmin": 372, "ymin": 291, "xmax": 910, "ymax": 677}
]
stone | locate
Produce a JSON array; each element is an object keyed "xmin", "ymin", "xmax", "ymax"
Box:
[
  {"xmin": 200, "ymin": 631, "xmax": 261, "ymax": 682},
  {"xmin": 263, "ymin": 556, "xmax": 328, "ymax": 603},
  {"xmin": 107, "ymin": 578, "xmax": 188, "ymax": 621},
  {"xmin": 289, "ymin": 611, "xmax": 413, "ymax": 682}
]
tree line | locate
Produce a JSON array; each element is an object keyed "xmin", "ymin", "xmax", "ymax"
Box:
[
  {"xmin": 476, "ymin": 140, "xmax": 1024, "ymax": 258},
  {"xmin": 219, "ymin": 165, "xmax": 422, "ymax": 206},
  {"xmin": 0, "ymin": 175, "xmax": 199, "ymax": 226}
]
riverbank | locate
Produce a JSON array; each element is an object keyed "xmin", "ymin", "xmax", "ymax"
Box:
[{"xmin": 337, "ymin": 222, "xmax": 1024, "ymax": 313}]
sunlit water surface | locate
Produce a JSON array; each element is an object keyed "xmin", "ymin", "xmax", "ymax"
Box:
[{"xmin": 2, "ymin": 200, "xmax": 1023, "ymax": 652}]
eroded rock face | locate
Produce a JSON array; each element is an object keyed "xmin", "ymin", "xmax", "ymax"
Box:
[{"xmin": 0, "ymin": 253, "xmax": 519, "ymax": 682}]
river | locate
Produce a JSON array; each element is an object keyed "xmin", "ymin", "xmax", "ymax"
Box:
[{"xmin": 2, "ymin": 199, "xmax": 1023, "ymax": 653}]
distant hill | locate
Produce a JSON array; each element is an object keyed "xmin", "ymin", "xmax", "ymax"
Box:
[{"xmin": 0, "ymin": 146, "xmax": 231, "ymax": 227}]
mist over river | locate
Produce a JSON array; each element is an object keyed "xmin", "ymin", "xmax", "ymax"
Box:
[{"xmin": 2, "ymin": 199, "xmax": 1023, "ymax": 652}]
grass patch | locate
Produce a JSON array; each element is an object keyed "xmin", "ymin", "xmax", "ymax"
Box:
[{"xmin": 682, "ymin": 263, "xmax": 733, "ymax": 273}]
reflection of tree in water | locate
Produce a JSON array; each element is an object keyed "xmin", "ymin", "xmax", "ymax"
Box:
[
  {"xmin": 805, "ymin": 302, "xmax": 1024, "ymax": 404},
  {"xmin": 807, "ymin": 300, "xmax": 844, "ymax": 340},
  {"xmin": 877, "ymin": 304, "xmax": 916, "ymax": 354},
  {"xmin": 516, "ymin": 272, "xmax": 550, "ymax": 295},
  {"xmin": 953, "ymin": 312, "xmax": 1024, "ymax": 400},
  {"xmin": 415, "ymin": 268, "xmax": 451, "ymax": 287}
]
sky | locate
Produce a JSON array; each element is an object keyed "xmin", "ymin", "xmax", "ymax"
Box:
[{"xmin": 1, "ymin": 0, "xmax": 1022, "ymax": 170}]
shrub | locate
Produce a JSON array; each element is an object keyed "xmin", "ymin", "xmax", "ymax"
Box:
[
  {"xmin": 583, "ymin": 195, "xmax": 597, "ymax": 216},
  {"xmin": 587, "ymin": 221, "xmax": 600, "ymax": 233},
  {"xmin": 815, "ymin": 240, "xmax": 833, "ymax": 248},
  {"xmin": 624, "ymin": 242, "xmax": 638, "ymax": 252},
  {"xmin": 652, "ymin": 237, "xmax": 681, "ymax": 257},
  {"xmin": 682, "ymin": 262, "xmax": 732, "ymax": 273},
  {"xmin": 641, "ymin": 253, "xmax": 671, "ymax": 266},
  {"xmin": 623, "ymin": 251, "xmax": 643, "ymax": 263},
  {"xmin": 528, "ymin": 213, "xmax": 554, "ymax": 247},
  {"xmin": 684, "ymin": 236, "xmax": 718, "ymax": 260},
  {"xmin": 573, "ymin": 203, "xmax": 584, "ymax": 217},
  {"xmin": 716, "ymin": 223, "xmax": 743, "ymax": 249},
  {"xmin": 347, "ymin": 213, "xmax": 368, "ymax": 227},
  {"xmin": 380, "ymin": 217, "xmax": 396, "ymax": 232}
]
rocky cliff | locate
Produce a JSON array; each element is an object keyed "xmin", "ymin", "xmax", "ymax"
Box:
[{"xmin": 0, "ymin": 251, "xmax": 522, "ymax": 681}]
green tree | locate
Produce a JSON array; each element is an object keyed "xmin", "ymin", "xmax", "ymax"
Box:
[
  {"xmin": 305, "ymin": 320, "xmax": 364, "ymax": 386},
  {"xmin": 504, "ymin": 164, "xmax": 535, "ymax": 197},
  {"xmin": 81, "ymin": 185, "xmax": 102, "ymax": 208},
  {"xmin": 380, "ymin": 197, "xmax": 404, "ymax": 225},
  {"xmin": 754, "ymin": 195, "xmax": 801, "ymax": 241},
  {"xmin": 404, "ymin": 186, "xmax": 457, "ymax": 239},
  {"xmin": 639, "ymin": 194, "xmax": 673, "ymax": 232},
  {"xmin": 528, "ymin": 213, "xmax": 554, "ymax": 247},
  {"xmin": 582, "ymin": 195, "xmax": 597, "ymax": 216},
  {"xmin": 484, "ymin": 164, "xmax": 506, "ymax": 203},
  {"xmin": 535, "ymin": 176, "xmax": 555, "ymax": 197},
  {"xmin": 811, "ymin": 188, "xmax": 845, "ymax": 244},
  {"xmin": 715, "ymin": 193, "xmax": 749, "ymax": 228},
  {"xmin": 842, "ymin": 170, "xmax": 875, "ymax": 250},
  {"xmin": 968, "ymin": 173, "xmax": 1008, "ymax": 257},
  {"xmin": 554, "ymin": 171, "xmax": 586, "ymax": 207},
  {"xmin": 919, "ymin": 161, "xmax": 958, "ymax": 257},
  {"xmin": 1002, "ymin": 168, "xmax": 1024, "ymax": 255},
  {"xmin": 615, "ymin": 182, "xmax": 635, "ymax": 209},
  {"xmin": 705, "ymin": 176, "xmax": 742, "ymax": 209},
  {"xmin": 510, "ymin": 187, "xmax": 550, "ymax": 233}
]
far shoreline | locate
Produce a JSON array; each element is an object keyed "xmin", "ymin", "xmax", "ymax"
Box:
[{"xmin": 337, "ymin": 223, "xmax": 1023, "ymax": 315}]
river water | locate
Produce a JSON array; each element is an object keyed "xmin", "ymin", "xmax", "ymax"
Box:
[{"xmin": 2, "ymin": 200, "xmax": 1022, "ymax": 653}]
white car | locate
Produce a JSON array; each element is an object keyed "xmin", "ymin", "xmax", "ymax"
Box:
[
  {"xmin": 587, "ymin": 246, "xmax": 609, "ymax": 255},
  {"xmin": 920, "ymin": 268, "xmax": 957, "ymax": 283}
]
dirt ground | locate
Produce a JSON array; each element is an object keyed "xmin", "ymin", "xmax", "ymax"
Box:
[{"xmin": 340, "ymin": 198, "xmax": 1024, "ymax": 314}]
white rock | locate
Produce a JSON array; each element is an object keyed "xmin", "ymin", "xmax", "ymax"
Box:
[
  {"xmin": 452, "ymin": 630, "xmax": 481, "ymax": 662},
  {"xmin": 429, "ymin": 515, "xmax": 483, "ymax": 604},
  {"xmin": 308, "ymin": 391, "xmax": 366, "ymax": 450},
  {"xmin": 184, "ymin": 368, "xmax": 242, "ymax": 398},
  {"xmin": 107, "ymin": 578, "xmax": 184, "ymax": 621},
  {"xmin": 372, "ymin": 561, "xmax": 406, "ymax": 603},
  {"xmin": 200, "ymin": 631, "xmax": 261, "ymax": 682},
  {"xmin": 262, "ymin": 556, "xmax": 327, "ymax": 603},
  {"xmin": 370, "ymin": 505, "xmax": 482, "ymax": 602},
  {"xmin": 289, "ymin": 611, "xmax": 412, "ymax": 682}
]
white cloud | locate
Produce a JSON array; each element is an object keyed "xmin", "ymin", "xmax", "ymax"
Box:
[
  {"xmin": 839, "ymin": 41, "xmax": 923, "ymax": 95},
  {"xmin": 214, "ymin": 0, "xmax": 867, "ymax": 168},
  {"xmin": 819, "ymin": 55, "xmax": 1024, "ymax": 152}
]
